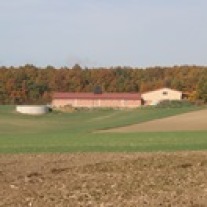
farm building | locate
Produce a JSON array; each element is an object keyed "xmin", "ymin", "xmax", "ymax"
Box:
[
  {"xmin": 142, "ymin": 88, "xmax": 183, "ymax": 105},
  {"xmin": 52, "ymin": 92, "xmax": 143, "ymax": 108},
  {"xmin": 16, "ymin": 105, "xmax": 49, "ymax": 115}
]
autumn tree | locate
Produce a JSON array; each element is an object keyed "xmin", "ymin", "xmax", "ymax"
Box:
[{"xmin": 197, "ymin": 75, "xmax": 207, "ymax": 102}]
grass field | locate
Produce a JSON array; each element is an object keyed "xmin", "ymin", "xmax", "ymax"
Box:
[{"xmin": 0, "ymin": 105, "xmax": 207, "ymax": 153}]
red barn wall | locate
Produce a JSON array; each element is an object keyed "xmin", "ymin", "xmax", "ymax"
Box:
[{"xmin": 52, "ymin": 98, "xmax": 141, "ymax": 108}]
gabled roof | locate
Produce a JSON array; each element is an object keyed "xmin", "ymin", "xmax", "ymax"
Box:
[
  {"xmin": 142, "ymin": 87, "xmax": 182, "ymax": 95},
  {"xmin": 53, "ymin": 92, "xmax": 142, "ymax": 100}
]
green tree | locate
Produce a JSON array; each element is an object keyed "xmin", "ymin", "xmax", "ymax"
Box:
[{"xmin": 197, "ymin": 76, "xmax": 207, "ymax": 102}]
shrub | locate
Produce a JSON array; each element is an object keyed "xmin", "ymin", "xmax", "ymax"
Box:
[
  {"xmin": 53, "ymin": 105, "xmax": 76, "ymax": 113},
  {"xmin": 156, "ymin": 100, "xmax": 194, "ymax": 108}
]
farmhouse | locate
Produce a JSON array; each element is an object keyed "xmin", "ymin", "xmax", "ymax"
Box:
[
  {"xmin": 52, "ymin": 92, "xmax": 143, "ymax": 108},
  {"xmin": 52, "ymin": 88, "xmax": 183, "ymax": 108},
  {"xmin": 142, "ymin": 87, "xmax": 183, "ymax": 105}
]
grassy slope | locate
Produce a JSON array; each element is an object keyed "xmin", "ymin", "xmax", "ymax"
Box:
[{"xmin": 0, "ymin": 106, "xmax": 206, "ymax": 153}]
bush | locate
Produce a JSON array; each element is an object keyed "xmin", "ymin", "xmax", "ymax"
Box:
[
  {"xmin": 156, "ymin": 100, "xmax": 194, "ymax": 108},
  {"xmin": 192, "ymin": 99, "xmax": 205, "ymax": 106},
  {"xmin": 53, "ymin": 105, "xmax": 76, "ymax": 113}
]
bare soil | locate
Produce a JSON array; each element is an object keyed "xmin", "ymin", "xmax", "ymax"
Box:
[
  {"xmin": 106, "ymin": 109, "xmax": 207, "ymax": 132},
  {"xmin": 1, "ymin": 152, "xmax": 207, "ymax": 207}
]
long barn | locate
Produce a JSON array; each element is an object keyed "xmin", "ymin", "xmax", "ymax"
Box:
[{"xmin": 52, "ymin": 92, "xmax": 143, "ymax": 108}]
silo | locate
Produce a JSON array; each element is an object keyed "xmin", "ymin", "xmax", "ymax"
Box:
[{"xmin": 16, "ymin": 105, "xmax": 49, "ymax": 115}]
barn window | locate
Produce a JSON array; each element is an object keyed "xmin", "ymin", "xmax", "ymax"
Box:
[{"xmin": 163, "ymin": 91, "xmax": 168, "ymax": 95}]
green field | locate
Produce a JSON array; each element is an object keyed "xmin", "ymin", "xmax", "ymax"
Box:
[{"xmin": 0, "ymin": 106, "xmax": 206, "ymax": 153}]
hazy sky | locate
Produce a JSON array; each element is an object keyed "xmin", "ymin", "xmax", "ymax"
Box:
[{"xmin": 0, "ymin": 0, "xmax": 206, "ymax": 67}]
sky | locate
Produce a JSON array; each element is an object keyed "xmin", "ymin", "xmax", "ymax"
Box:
[{"xmin": 0, "ymin": 0, "xmax": 207, "ymax": 68}]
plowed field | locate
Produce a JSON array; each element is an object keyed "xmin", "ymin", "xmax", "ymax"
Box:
[
  {"xmin": 106, "ymin": 109, "xmax": 207, "ymax": 132},
  {"xmin": 1, "ymin": 152, "xmax": 207, "ymax": 206}
]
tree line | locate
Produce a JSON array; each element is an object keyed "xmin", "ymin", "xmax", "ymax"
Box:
[{"xmin": 0, "ymin": 64, "xmax": 206, "ymax": 104}]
